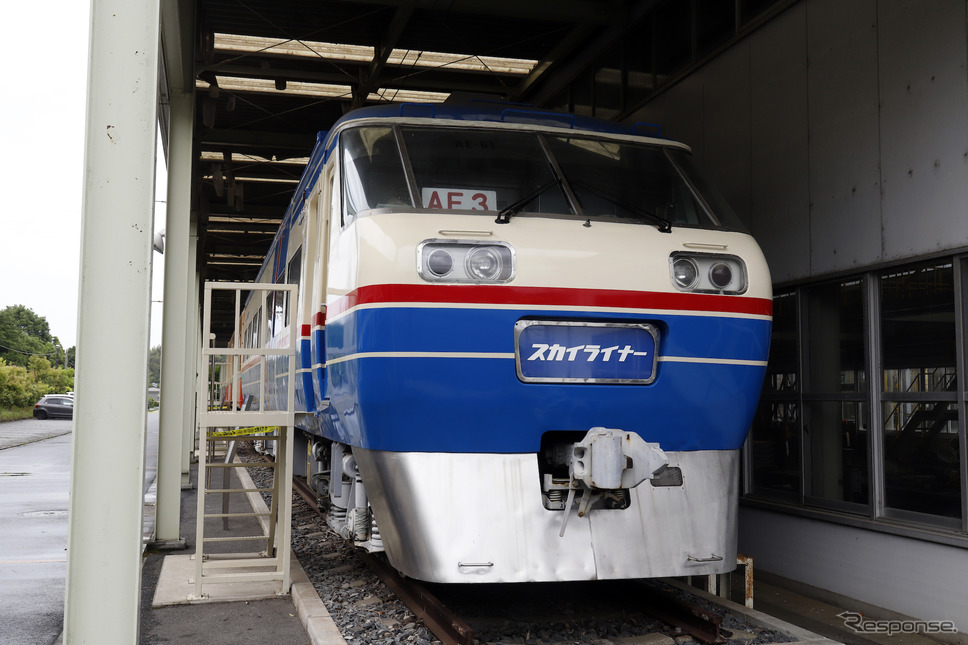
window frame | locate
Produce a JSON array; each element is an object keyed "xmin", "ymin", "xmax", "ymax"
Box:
[
  {"xmin": 799, "ymin": 277, "xmax": 871, "ymax": 514},
  {"xmin": 748, "ymin": 289, "xmax": 802, "ymax": 502},
  {"xmin": 744, "ymin": 253, "xmax": 968, "ymax": 543}
]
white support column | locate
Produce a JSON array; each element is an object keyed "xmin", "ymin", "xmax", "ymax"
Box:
[
  {"xmin": 65, "ymin": 0, "xmax": 160, "ymax": 642},
  {"xmin": 155, "ymin": 89, "xmax": 194, "ymax": 544}
]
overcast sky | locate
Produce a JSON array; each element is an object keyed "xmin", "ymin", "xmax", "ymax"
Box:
[{"xmin": 0, "ymin": 1, "xmax": 167, "ymax": 352}]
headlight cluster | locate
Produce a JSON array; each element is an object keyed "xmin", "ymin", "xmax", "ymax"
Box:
[
  {"xmin": 418, "ymin": 240, "xmax": 515, "ymax": 283},
  {"xmin": 669, "ymin": 252, "xmax": 747, "ymax": 294}
]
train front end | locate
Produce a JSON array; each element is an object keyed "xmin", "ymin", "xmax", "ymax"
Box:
[{"xmin": 317, "ymin": 106, "xmax": 772, "ymax": 583}]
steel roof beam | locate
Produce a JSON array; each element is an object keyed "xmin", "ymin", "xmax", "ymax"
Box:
[
  {"xmin": 199, "ymin": 62, "xmax": 356, "ymax": 85},
  {"xmin": 199, "ymin": 128, "xmax": 317, "ymax": 150},
  {"xmin": 355, "ymin": 2, "xmax": 414, "ymax": 107},
  {"xmin": 511, "ymin": 21, "xmax": 600, "ymax": 101},
  {"xmin": 517, "ymin": 0, "xmax": 662, "ymax": 106},
  {"xmin": 337, "ymin": 0, "xmax": 622, "ymax": 25}
]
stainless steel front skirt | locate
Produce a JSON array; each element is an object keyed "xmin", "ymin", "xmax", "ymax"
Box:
[{"xmin": 353, "ymin": 448, "xmax": 739, "ymax": 583}]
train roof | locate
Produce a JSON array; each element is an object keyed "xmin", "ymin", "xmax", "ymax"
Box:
[
  {"xmin": 254, "ymin": 101, "xmax": 669, "ymax": 286},
  {"xmin": 324, "ymin": 101, "xmax": 663, "ymax": 140}
]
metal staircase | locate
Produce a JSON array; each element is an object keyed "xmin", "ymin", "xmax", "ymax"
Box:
[{"xmin": 191, "ymin": 281, "xmax": 297, "ymax": 600}]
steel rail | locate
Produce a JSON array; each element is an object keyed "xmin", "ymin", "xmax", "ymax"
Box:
[
  {"xmin": 632, "ymin": 582, "xmax": 722, "ymax": 644},
  {"xmin": 359, "ymin": 552, "xmax": 476, "ymax": 645},
  {"xmin": 287, "ymin": 463, "xmax": 474, "ymax": 645},
  {"xmin": 291, "ymin": 474, "xmax": 321, "ymax": 512}
]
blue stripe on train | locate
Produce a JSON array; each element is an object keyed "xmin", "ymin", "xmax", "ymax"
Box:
[
  {"xmin": 328, "ymin": 306, "xmax": 771, "ymax": 363},
  {"xmin": 317, "ymin": 306, "xmax": 771, "ymax": 453},
  {"xmin": 325, "ymin": 353, "xmax": 765, "ymax": 453},
  {"xmin": 299, "ymin": 338, "xmax": 314, "ymax": 412},
  {"xmin": 313, "ymin": 328, "xmax": 327, "ymax": 411}
]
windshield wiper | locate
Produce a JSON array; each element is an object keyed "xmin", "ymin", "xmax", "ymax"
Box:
[
  {"xmin": 495, "ymin": 177, "xmax": 560, "ymax": 224},
  {"xmin": 569, "ymin": 178, "xmax": 672, "ymax": 233}
]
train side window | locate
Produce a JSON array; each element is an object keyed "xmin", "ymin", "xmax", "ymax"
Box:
[
  {"xmin": 250, "ymin": 309, "xmax": 261, "ymax": 349},
  {"xmin": 266, "ymin": 293, "xmax": 274, "ymax": 338},
  {"xmin": 270, "ymin": 287, "xmax": 285, "ymax": 337},
  {"xmin": 285, "ymin": 248, "xmax": 301, "ymax": 327},
  {"xmin": 332, "ymin": 165, "xmax": 345, "ymax": 228}
]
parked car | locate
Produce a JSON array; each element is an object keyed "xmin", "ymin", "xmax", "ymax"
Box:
[{"xmin": 33, "ymin": 395, "xmax": 74, "ymax": 420}]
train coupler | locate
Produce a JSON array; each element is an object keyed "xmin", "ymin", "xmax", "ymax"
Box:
[{"xmin": 556, "ymin": 427, "xmax": 668, "ymax": 537}]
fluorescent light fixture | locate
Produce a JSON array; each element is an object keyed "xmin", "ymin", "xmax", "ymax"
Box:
[{"xmin": 213, "ymin": 33, "xmax": 537, "ymax": 75}]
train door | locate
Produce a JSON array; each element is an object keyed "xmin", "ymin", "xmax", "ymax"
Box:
[
  {"xmin": 296, "ymin": 188, "xmax": 321, "ymax": 411},
  {"xmin": 309, "ymin": 164, "xmax": 336, "ymax": 404}
]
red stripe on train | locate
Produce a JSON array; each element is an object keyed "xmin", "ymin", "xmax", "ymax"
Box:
[{"xmin": 326, "ymin": 283, "xmax": 772, "ymax": 318}]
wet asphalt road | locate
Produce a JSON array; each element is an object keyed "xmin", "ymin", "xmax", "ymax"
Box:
[{"xmin": 0, "ymin": 414, "xmax": 159, "ymax": 645}]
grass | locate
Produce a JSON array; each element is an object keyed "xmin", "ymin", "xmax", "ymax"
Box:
[{"xmin": 0, "ymin": 407, "xmax": 34, "ymax": 423}]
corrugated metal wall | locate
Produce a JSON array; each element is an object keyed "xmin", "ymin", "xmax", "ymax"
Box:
[{"xmin": 630, "ymin": 0, "xmax": 968, "ymax": 284}]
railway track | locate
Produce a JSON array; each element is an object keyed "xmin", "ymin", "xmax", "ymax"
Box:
[{"xmin": 291, "ymin": 471, "xmax": 477, "ymax": 644}]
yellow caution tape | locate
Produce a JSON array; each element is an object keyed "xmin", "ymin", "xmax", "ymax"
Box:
[{"xmin": 207, "ymin": 425, "xmax": 279, "ymax": 438}]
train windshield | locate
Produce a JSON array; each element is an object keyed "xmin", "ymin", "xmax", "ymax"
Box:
[
  {"xmin": 401, "ymin": 127, "xmax": 573, "ymax": 216},
  {"xmin": 545, "ymin": 136, "xmax": 745, "ymax": 230},
  {"xmin": 339, "ymin": 124, "xmax": 745, "ymax": 230}
]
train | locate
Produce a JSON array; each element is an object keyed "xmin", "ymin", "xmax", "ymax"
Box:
[{"xmin": 222, "ymin": 100, "xmax": 773, "ymax": 583}]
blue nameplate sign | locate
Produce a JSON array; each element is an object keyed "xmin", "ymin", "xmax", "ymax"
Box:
[{"xmin": 515, "ymin": 320, "xmax": 659, "ymax": 384}]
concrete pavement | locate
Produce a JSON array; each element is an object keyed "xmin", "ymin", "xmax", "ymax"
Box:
[
  {"xmin": 0, "ymin": 421, "xmax": 73, "ymax": 645},
  {"xmin": 0, "ymin": 416, "xmax": 72, "ymax": 450},
  {"xmin": 0, "ymin": 415, "xmax": 159, "ymax": 645}
]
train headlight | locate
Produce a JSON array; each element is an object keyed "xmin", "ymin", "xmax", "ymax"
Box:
[
  {"xmin": 427, "ymin": 249, "xmax": 454, "ymax": 277},
  {"xmin": 708, "ymin": 262, "xmax": 733, "ymax": 289},
  {"xmin": 465, "ymin": 247, "xmax": 503, "ymax": 280},
  {"xmin": 418, "ymin": 240, "xmax": 515, "ymax": 283},
  {"xmin": 672, "ymin": 257, "xmax": 699, "ymax": 290},
  {"xmin": 669, "ymin": 252, "xmax": 747, "ymax": 294}
]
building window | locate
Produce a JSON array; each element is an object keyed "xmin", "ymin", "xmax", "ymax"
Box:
[
  {"xmin": 803, "ymin": 279, "xmax": 868, "ymax": 509},
  {"xmin": 751, "ymin": 290, "xmax": 801, "ymax": 498},
  {"xmin": 747, "ymin": 256, "xmax": 967, "ymax": 535},
  {"xmin": 879, "ymin": 261, "xmax": 961, "ymax": 522}
]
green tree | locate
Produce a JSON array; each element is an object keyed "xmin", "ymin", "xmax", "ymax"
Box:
[
  {"xmin": 29, "ymin": 356, "xmax": 75, "ymax": 393},
  {"xmin": 0, "ymin": 358, "xmax": 54, "ymax": 408},
  {"xmin": 148, "ymin": 345, "xmax": 162, "ymax": 386},
  {"xmin": 0, "ymin": 308, "xmax": 74, "ymax": 409},
  {"xmin": 0, "ymin": 305, "xmax": 57, "ymax": 367}
]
